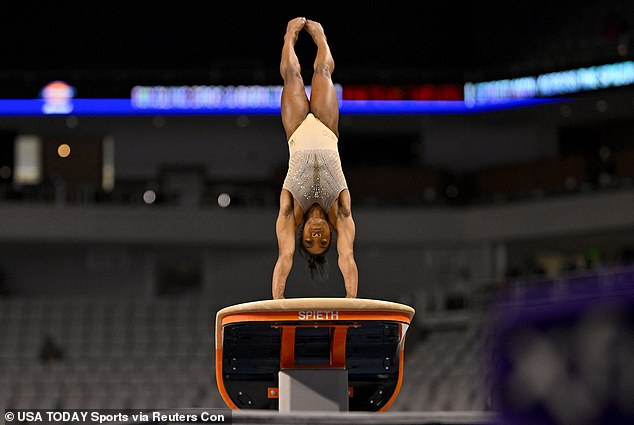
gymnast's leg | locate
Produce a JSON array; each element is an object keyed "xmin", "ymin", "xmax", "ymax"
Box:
[
  {"xmin": 280, "ymin": 17, "xmax": 310, "ymax": 140},
  {"xmin": 305, "ymin": 19, "xmax": 339, "ymax": 138}
]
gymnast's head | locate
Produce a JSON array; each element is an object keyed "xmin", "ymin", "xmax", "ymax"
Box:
[{"xmin": 298, "ymin": 213, "xmax": 332, "ymax": 280}]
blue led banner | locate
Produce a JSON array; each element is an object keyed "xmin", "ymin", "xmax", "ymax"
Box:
[
  {"xmin": 465, "ymin": 61, "xmax": 634, "ymax": 105},
  {"xmin": 0, "ymin": 80, "xmax": 562, "ymax": 116},
  {"xmin": 0, "ymin": 98, "xmax": 559, "ymax": 116}
]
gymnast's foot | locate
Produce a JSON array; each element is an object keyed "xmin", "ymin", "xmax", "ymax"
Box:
[
  {"xmin": 285, "ymin": 17, "xmax": 306, "ymax": 43},
  {"xmin": 305, "ymin": 19, "xmax": 327, "ymax": 45}
]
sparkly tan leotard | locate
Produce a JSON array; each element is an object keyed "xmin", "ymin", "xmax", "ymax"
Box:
[{"xmin": 282, "ymin": 113, "xmax": 348, "ymax": 213}]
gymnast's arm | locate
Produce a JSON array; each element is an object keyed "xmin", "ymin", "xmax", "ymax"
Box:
[
  {"xmin": 336, "ymin": 190, "xmax": 358, "ymax": 298},
  {"xmin": 272, "ymin": 190, "xmax": 296, "ymax": 299}
]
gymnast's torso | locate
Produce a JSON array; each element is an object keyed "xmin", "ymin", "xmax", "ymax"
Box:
[{"xmin": 282, "ymin": 113, "xmax": 348, "ymax": 215}]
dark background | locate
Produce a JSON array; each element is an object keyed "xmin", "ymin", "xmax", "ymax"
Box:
[{"xmin": 2, "ymin": 0, "xmax": 627, "ymax": 96}]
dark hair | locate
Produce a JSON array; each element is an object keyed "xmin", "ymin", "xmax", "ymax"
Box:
[{"xmin": 297, "ymin": 217, "xmax": 332, "ymax": 282}]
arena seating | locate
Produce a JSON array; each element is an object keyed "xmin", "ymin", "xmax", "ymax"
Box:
[
  {"xmin": 0, "ymin": 297, "xmax": 224, "ymax": 410},
  {"xmin": 4, "ymin": 265, "xmax": 631, "ymax": 413},
  {"xmin": 0, "ymin": 296, "xmax": 492, "ymax": 412},
  {"xmin": 394, "ymin": 318, "xmax": 493, "ymax": 412}
]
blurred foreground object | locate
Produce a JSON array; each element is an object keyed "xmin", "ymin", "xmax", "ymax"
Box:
[{"xmin": 490, "ymin": 266, "xmax": 634, "ymax": 425}]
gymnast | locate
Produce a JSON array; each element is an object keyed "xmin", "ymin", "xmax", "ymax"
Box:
[{"xmin": 272, "ymin": 17, "xmax": 358, "ymax": 300}]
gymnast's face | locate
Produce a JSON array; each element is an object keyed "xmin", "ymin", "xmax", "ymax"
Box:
[{"xmin": 302, "ymin": 217, "xmax": 331, "ymax": 255}]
